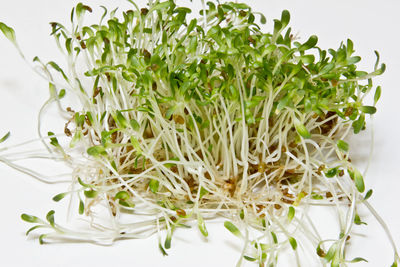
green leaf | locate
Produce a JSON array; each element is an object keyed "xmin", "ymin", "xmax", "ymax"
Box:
[
  {"xmin": 77, "ymin": 177, "xmax": 93, "ymax": 188},
  {"xmin": 198, "ymin": 215, "xmax": 208, "ymax": 237},
  {"xmin": 165, "ymin": 105, "xmax": 176, "ymax": 120},
  {"xmin": 298, "ymin": 35, "xmax": 318, "ymax": 51},
  {"xmin": 337, "ymin": 140, "xmax": 349, "ymax": 152},
  {"xmin": 347, "ymin": 56, "xmax": 361, "ymax": 65},
  {"xmin": 87, "ymin": 145, "xmax": 107, "ymax": 157},
  {"xmin": 199, "ymin": 187, "xmax": 208, "ymax": 198},
  {"xmin": 39, "ymin": 234, "xmax": 46, "ymax": 245},
  {"xmin": 259, "ymin": 13, "xmax": 267, "ymax": 24},
  {"xmin": 150, "ymin": 1, "xmax": 172, "ymax": 13},
  {"xmin": 271, "ymin": 231, "xmax": 278, "ymax": 244},
  {"xmin": 374, "ymin": 86, "xmax": 381, "ymax": 105},
  {"xmin": 0, "ymin": 131, "xmax": 10, "ymax": 143},
  {"xmin": 325, "ymin": 243, "xmax": 337, "ymax": 262},
  {"xmin": 352, "ymin": 169, "xmax": 365, "ymax": 193},
  {"xmin": 354, "ymin": 213, "xmax": 367, "ymax": 225},
  {"xmin": 26, "ymin": 225, "xmax": 44, "ymax": 236},
  {"xmin": 149, "ymin": 179, "xmax": 160, "ymax": 193},
  {"xmin": 79, "ymin": 200, "xmax": 84, "ymax": 215},
  {"xmin": 359, "ymin": 106, "xmax": 377, "ymax": 115},
  {"xmin": 375, "ymin": 63, "xmax": 386, "ymax": 75},
  {"xmin": 58, "ymin": 89, "xmax": 66, "ymax": 99},
  {"xmin": 0, "ymin": 22, "xmax": 16, "ymax": 44},
  {"xmin": 350, "ymin": 257, "xmax": 368, "ymax": 263},
  {"xmin": 52, "ymin": 192, "xmax": 67, "ymax": 202},
  {"xmin": 46, "ymin": 210, "xmax": 55, "ymax": 227},
  {"xmin": 159, "ymin": 243, "xmax": 168, "ymax": 256},
  {"xmin": 299, "ymin": 54, "xmax": 315, "ymax": 64},
  {"xmin": 130, "ymin": 119, "xmax": 140, "ymax": 131},
  {"xmin": 115, "ymin": 191, "xmax": 135, "ymax": 208},
  {"xmin": 319, "ymin": 63, "xmax": 335, "ymax": 75},
  {"xmin": 287, "ymin": 206, "xmax": 295, "ymax": 222},
  {"xmin": 116, "ymin": 110, "xmax": 129, "ymax": 128},
  {"xmin": 295, "ymin": 122, "xmax": 311, "ymax": 139},
  {"xmin": 244, "ymin": 256, "xmax": 257, "ymax": 262},
  {"xmin": 325, "ymin": 167, "xmax": 338, "ymax": 178},
  {"xmin": 48, "ymin": 131, "xmax": 60, "ymax": 147},
  {"xmin": 289, "ymin": 237, "xmax": 297, "ymax": 250},
  {"xmin": 280, "ymin": 10, "xmax": 290, "ymax": 28},
  {"xmin": 224, "ymin": 221, "xmax": 242, "ymax": 237},
  {"xmin": 352, "ymin": 114, "xmax": 365, "ymax": 134},
  {"xmin": 239, "ymin": 209, "xmax": 244, "ymax": 220},
  {"xmin": 115, "ymin": 191, "xmax": 130, "ymax": 200},
  {"xmin": 364, "ymin": 189, "xmax": 373, "ymax": 200},
  {"xmin": 347, "ymin": 39, "xmax": 354, "ymax": 55},
  {"xmin": 76, "ymin": 3, "xmax": 92, "ymax": 18},
  {"xmin": 164, "ymin": 231, "xmax": 172, "ymax": 249},
  {"xmin": 48, "ymin": 61, "xmax": 69, "ymax": 81},
  {"xmin": 84, "ymin": 189, "xmax": 98, "ymax": 198},
  {"xmin": 21, "ymin": 214, "xmax": 40, "ymax": 223},
  {"xmin": 130, "ymin": 136, "xmax": 142, "ymax": 155},
  {"xmin": 119, "ymin": 199, "xmax": 135, "ymax": 208}
]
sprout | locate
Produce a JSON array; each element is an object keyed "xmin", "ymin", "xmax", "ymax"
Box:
[{"xmin": 0, "ymin": 1, "xmax": 398, "ymax": 266}]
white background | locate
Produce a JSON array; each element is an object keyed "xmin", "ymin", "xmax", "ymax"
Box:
[{"xmin": 0, "ymin": 0, "xmax": 399, "ymax": 266}]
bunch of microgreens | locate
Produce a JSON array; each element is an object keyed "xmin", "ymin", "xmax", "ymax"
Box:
[{"xmin": 0, "ymin": 1, "xmax": 399, "ymax": 266}]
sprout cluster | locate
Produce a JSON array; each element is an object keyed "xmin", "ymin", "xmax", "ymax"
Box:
[{"xmin": 0, "ymin": 1, "xmax": 398, "ymax": 266}]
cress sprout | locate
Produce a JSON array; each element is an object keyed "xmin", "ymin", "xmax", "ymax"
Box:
[{"xmin": 1, "ymin": 1, "xmax": 399, "ymax": 266}]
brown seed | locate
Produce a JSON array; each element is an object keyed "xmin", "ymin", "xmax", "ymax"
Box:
[
  {"xmin": 85, "ymin": 115, "xmax": 92, "ymax": 126},
  {"xmin": 281, "ymin": 198, "xmax": 294, "ymax": 204},
  {"xmin": 64, "ymin": 127, "xmax": 72, "ymax": 137},
  {"xmin": 83, "ymin": 5, "xmax": 93, "ymax": 13},
  {"xmin": 176, "ymin": 209, "xmax": 186, "ymax": 217},
  {"xmin": 248, "ymin": 36, "xmax": 255, "ymax": 45},
  {"xmin": 143, "ymin": 49, "xmax": 151, "ymax": 60},
  {"xmin": 141, "ymin": 8, "xmax": 149, "ymax": 15},
  {"xmin": 221, "ymin": 70, "xmax": 228, "ymax": 80},
  {"xmin": 289, "ymin": 142, "xmax": 297, "ymax": 148},
  {"xmin": 173, "ymin": 115, "xmax": 185, "ymax": 125},
  {"xmin": 103, "ymin": 37, "xmax": 110, "ymax": 44},
  {"xmin": 256, "ymin": 205, "xmax": 265, "ymax": 213},
  {"xmin": 151, "ymin": 64, "xmax": 159, "ymax": 71},
  {"xmin": 274, "ymin": 204, "xmax": 282, "ymax": 209},
  {"xmin": 344, "ymin": 107, "xmax": 354, "ymax": 117},
  {"xmin": 93, "ymin": 87, "xmax": 102, "ymax": 98},
  {"xmin": 80, "ymin": 41, "xmax": 86, "ymax": 49},
  {"xmin": 170, "ymin": 166, "xmax": 178, "ymax": 173},
  {"xmin": 239, "ymin": 10, "xmax": 247, "ymax": 17},
  {"xmin": 326, "ymin": 192, "xmax": 333, "ymax": 198},
  {"xmin": 317, "ymin": 248, "xmax": 326, "ymax": 257},
  {"xmin": 105, "ymin": 72, "xmax": 111, "ymax": 82}
]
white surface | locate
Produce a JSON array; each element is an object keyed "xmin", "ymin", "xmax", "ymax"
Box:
[{"xmin": 0, "ymin": 1, "xmax": 399, "ymax": 266}]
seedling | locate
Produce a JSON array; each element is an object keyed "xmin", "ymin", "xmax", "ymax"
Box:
[{"xmin": 1, "ymin": 1, "xmax": 399, "ymax": 266}]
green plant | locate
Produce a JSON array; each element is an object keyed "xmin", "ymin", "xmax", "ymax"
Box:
[{"xmin": 1, "ymin": 1, "xmax": 398, "ymax": 266}]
